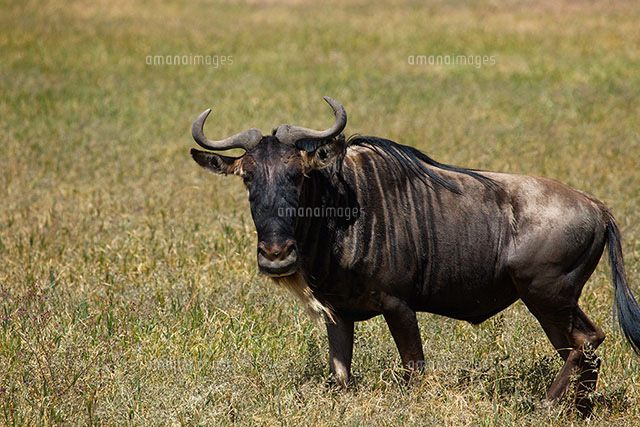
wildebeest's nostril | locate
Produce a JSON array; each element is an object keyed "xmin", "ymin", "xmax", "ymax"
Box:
[
  {"xmin": 258, "ymin": 240, "xmax": 296, "ymax": 262},
  {"xmin": 258, "ymin": 241, "xmax": 267, "ymax": 253},
  {"xmin": 282, "ymin": 240, "xmax": 296, "ymax": 257}
]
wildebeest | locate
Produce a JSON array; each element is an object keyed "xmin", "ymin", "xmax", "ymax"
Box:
[{"xmin": 190, "ymin": 97, "xmax": 640, "ymax": 416}]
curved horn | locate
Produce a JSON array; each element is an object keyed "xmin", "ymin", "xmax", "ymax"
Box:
[
  {"xmin": 192, "ymin": 109, "xmax": 262, "ymax": 151},
  {"xmin": 275, "ymin": 96, "xmax": 347, "ymax": 146}
]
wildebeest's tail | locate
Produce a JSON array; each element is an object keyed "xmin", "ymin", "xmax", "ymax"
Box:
[{"xmin": 605, "ymin": 211, "xmax": 640, "ymax": 354}]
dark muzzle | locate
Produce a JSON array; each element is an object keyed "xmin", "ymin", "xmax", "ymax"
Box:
[{"xmin": 257, "ymin": 239, "xmax": 298, "ymax": 277}]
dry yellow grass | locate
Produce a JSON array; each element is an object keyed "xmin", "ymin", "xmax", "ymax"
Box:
[{"xmin": 1, "ymin": 0, "xmax": 639, "ymax": 424}]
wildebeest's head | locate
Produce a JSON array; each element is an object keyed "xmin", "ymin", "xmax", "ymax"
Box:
[{"xmin": 191, "ymin": 97, "xmax": 347, "ymax": 277}]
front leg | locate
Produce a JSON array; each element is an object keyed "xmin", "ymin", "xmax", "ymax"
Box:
[
  {"xmin": 326, "ymin": 316, "xmax": 354, "ymax": 387},
  {"xmin": 382, "ymin": 294, "xmax": 425, "ymax": 376}
]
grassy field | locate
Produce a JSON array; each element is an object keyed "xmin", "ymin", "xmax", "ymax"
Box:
[{"xmin": 1, "ymin": 0, "xmax": 640, "ymax": 424}]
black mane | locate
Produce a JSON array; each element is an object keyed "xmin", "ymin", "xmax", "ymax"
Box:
[{"xmin": 345, "ymin": 135, "xmax": 498, "ymax": 194}]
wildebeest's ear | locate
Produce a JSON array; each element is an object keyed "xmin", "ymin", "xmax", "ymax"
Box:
[
  {"xmin": 301, "ymin": 138, "xmax": 346, "ymax": 171},
  {"xmin": 190, "ymin": 148, "xmax": 241, "ymax": 175}
]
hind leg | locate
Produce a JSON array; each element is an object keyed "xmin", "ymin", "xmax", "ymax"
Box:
[
  {"xmin": 525, "ymin": 302, "xmax": 605, "ymax": 416},
  {"xmin": 514, "ymin": 260, "xmax": 606, "ymax": 414},
  {"xmin": 572, "ymin": 307, "xmax": 605, "ymax": 416},
  {"xmin": 507, "ymin": 209, "xmax": 608, "ymax": 415}
]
